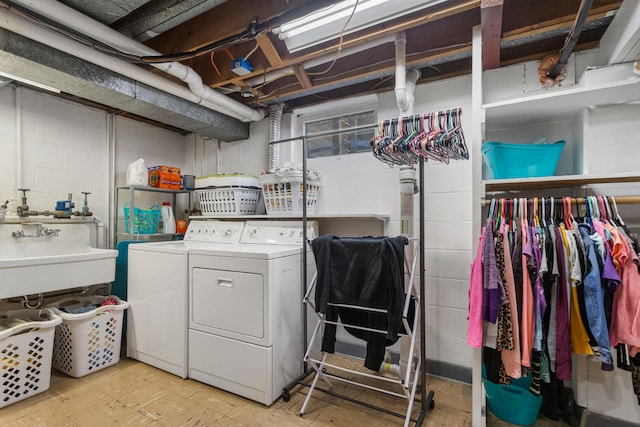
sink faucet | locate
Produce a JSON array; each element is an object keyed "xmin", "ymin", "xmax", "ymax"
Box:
[
  {"xmin": 39, "ymin": 226, "xmax": 61, "ymax": 237},
  {"xmin": 10, "ymin": 225, "xmax": 61, "ymax": 239}
]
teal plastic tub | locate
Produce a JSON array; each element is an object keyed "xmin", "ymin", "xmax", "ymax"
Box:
[
  {"xmin": 483, "ymin": 369, "xmax": 543, "ymax": 426},
  {"xmin": 482, "ymin": 140, "xmax": 566, "ymax": 179}
]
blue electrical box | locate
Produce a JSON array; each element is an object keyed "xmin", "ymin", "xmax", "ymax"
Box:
[{"xmin": 231, "ymin": 57, "xmax": 253, "ymax": 76}]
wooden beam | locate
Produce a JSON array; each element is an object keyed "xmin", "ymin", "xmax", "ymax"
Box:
[
  {"xmin": 256, "ymin": 34, "xmax": 283, "ymax": 67},
  {"xmin": 501, "ymin": 4, "xmax": 618, "ymax": 39},
  {"xmin": 481, "ymin": 0, "xmax": 503, "ymax": 70},
  {"xmin": 292, "ymin": 64, "xmax": 312, "ymax": 89},
  {"xmin": 145, "ymin": 0, "xmax": 314, "ymax": 54},
  {"xmin": 207, "ymin": 0, "xmax": 479, "ymax": 88},
  {"xmin": 258, "ymin": 45, "xmax": 472, "ymax": 103}
]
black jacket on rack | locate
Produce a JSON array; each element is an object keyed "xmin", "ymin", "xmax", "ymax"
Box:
[{"xmin": 311, "ymin": 235, "xmax": 408, "ymax": 370}]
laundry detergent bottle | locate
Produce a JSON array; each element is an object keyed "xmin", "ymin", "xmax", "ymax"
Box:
[{"xmin": 161, "ymin": 201, "xmax": 176, "ymax": 233}]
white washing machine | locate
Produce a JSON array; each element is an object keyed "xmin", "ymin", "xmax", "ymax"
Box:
[
  {"xmin": 126, "ymin": 220, "xmax": 245, "ymax": 378},
  {"xmin": 188, "ymin": 220, "xmax": 316, "ymax": 405}
]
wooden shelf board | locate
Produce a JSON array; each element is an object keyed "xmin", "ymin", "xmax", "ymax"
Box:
[{"xmin": 484, "ymin": 172, "xmax": 640, "ymax": 192}]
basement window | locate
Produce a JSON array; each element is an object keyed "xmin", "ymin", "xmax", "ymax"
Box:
[{"xmin": 304, "ymin": 110, "xmax": 375, "ymax": 158}]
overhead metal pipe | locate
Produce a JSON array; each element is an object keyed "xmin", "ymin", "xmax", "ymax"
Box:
[{"xmin": 548, "ymin": 0, "xmax": 594, "ymax": 78}]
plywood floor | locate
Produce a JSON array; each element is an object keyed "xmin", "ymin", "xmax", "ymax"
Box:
[
  {"xmin": 1, "ymin": 354, "xmax": 472, "ymax": 427},
  {"xmin": 1, "ymin": 354, "xmax": 568, "ymax": 426}
]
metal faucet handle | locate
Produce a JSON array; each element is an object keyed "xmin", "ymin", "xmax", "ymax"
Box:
[
  {"xmin": 40, "ymin": 227, "xmax": 61, "ymax": 237},
  {"xmin": 11, "ymin": 230, "xmax": 25, "ymax": 239}
]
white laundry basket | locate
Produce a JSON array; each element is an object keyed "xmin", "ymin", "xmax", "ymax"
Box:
[
  {"xmin": 0, "ymin": 308, "xmax": 62, "ymax": 408},
  {"xmin": 196, "ymin": 187, "xmax": 261, "ymax": 215},
  {"xmin": 48, "ymin": 295, "xmax": 129, "ymax": 378},
  {"xmin": 259, "ymin": 173, "xmax": 321, "ymax": 216}
]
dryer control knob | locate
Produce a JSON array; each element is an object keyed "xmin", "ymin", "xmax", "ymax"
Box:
[
  {"xmin": 224, "ymin": 228, "xmax": 235, "ymax": 237},
  {"xmin": 249, "ymin": 227, "xmax": 259, "ymax": 238}
]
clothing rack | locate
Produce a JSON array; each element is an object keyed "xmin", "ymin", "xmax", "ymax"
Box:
[
  {"xmin": 274, "ymin": 107, "xmax": 467, "ymax": 425},
  {"xmin": 481, "ymin": 195, "xmax": 639, "ymax": 222},
  {"xmin": 301, "ymin": 238, "xmax": 424, "ymax": 427},
  {"xmin": 473, "ymin": 193, "xmax": 640, "ymax": 418},
  {"xmin": 482, "ymin": 195, "xmax": 640, "ymax": 206},
  {"xmin": 372, "ymin": 108, "xmax": 468, "ymax": 166}
]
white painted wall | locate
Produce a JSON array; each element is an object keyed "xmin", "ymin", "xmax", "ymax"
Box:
[
  {"xmin": 0, "ymin": 85, "xmax": 190, "ymax": 247},
  {"xmin": 0, "ymin": 87, "xmax": 109, "ymax": 221}
]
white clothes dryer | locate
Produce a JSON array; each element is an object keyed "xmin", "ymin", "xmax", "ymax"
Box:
[
  {"xmin": 126, "ymin": 220, "xmax": 245, "ymax": 378},
  {"xmin": 187, "ymin": 220, "xmax": 316, "ymax": 405}
]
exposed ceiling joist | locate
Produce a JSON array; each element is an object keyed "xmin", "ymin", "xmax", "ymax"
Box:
[
  {"xmin": 481, "ymin": 0, "xmax": 503, "ymax": 70},
  {"xmin": 256, "ymin": 34, "xmax": 283, "ymax": 67},
  {"xmin": 0, "ymin": 0, "xmax": 629, "ymax": 132}
]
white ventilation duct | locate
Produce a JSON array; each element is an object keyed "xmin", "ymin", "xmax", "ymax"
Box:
[
  {"xmin": 7, "ymin": 0, "xmax": 265, "ymax": 123},
  {"xmin": 268, "ymin": 103, "xmax": 285, "ymax": 173}
]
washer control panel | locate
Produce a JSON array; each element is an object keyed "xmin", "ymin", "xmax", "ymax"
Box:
[
  {"xmin": 184, "ymin": 220, "xmax": 245, "ymax": 243},
  {"xmin": 240, "ymin": 221, "xmax": 317, "ymax": 245}
]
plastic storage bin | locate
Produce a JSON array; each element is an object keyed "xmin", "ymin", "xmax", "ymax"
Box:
[
  {"xmin": 259, "ymin": 173, "xmax": 321, "ymax": 216},
  {"xmin": 481, "ymin": 140, "xmax": 566, "ymax": 179},
  {"xmin": 123, "ymin": 203, "xmax": 160, "ymax": 234},
  {"xmin": 483, "ymin": 369, "xmax": 543, "ymax": 426},
  {"xmin": 48, "ymin": 295, "xmax": 129, "ymax": 378},
  {"xmin": 196, "ymin": 187, "xmax": 261, "ymax": 215},
  {"xmin": 0, "ymin": 309, "xmax": 62, "ymax": 408}
]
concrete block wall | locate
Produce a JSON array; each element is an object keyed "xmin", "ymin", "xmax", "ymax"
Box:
[{"xmin": 0, "ymin": 85, "xmax": 188, "ymax": 246}]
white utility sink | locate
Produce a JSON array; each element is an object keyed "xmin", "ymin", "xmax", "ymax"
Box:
[{"xmin": 0, "ymin": 221, "xmax": 117, "ymax": 299}]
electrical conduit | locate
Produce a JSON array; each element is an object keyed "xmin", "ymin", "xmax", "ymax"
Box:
[
  {"xmin": 14, "ymin": 86, "xmax": 22, "ymax": 219},
  {"xmin": 5, "ymin": 0, "xmax": 265, "ymax": 123}
]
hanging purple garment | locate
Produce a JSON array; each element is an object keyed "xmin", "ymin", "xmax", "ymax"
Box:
[
  {"xmin": 532, "ymin": 225, "xmax": 548, "ymax": 352},
  {"xmin": 482, "ymin": 219, "xmax": 506, "ymax": 323},
  {"xmin": 555, "ymin": 226, "xmax": 572, "ymax": 381}
]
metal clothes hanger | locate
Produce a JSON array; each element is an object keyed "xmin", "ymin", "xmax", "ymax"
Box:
[{"xmin": 610, "ymin": 196, "xmax": 626, "ymax": 226}]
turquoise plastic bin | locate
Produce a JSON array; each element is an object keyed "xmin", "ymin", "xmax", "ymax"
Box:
[
  {"xmin": 483, "ymin": 367, "xmax": 543, "ymax": 426},
  {"xmin": 482, "ymin": 140, "xmax": 566, "ymax": 179}
]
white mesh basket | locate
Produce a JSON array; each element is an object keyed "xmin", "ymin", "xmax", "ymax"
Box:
[
  {"xmin": 259, "ymin": 173, "xmax": 321, "ymax": 216},
  {"xmin": 0, "ymin": 309, "xmax": 61, "ymax": 408},
  {"xmin": 48, "ymin": 295, "xmax": 129, "ymax": 378},
  {"xmin": 196, "ymin": 187, "xmax": 261, "ymax": 215}
]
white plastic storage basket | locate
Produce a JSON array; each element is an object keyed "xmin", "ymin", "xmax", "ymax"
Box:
[
  {"xmin": 0, "ymin": 309, "xmax": 62, "ymax": 408},
  {"xmin": 259, "ymin": 173, "xmax": 321, "ymax": 216},
  {"xmin": 196, "ymin": 187, "xmax": 261, "ymax": 215},
  {"xmin": 48, "ymin": 295, "xmax": 129, "ymax": 378}
]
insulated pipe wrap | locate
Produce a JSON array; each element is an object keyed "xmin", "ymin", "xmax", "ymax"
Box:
[
  {"xmin": 268, "ymin": 103, "xmax": 284, "ymax": 173},
  {"xmin": 9, "ymin": 0, "xmax": 265, "ymax": 123}
]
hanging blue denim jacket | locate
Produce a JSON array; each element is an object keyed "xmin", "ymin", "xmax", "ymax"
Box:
[{"xmin": 578, "ymin": 223, "xmax": 614, "ymax": 371}]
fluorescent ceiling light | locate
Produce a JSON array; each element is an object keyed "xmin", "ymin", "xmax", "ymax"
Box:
[
  {"xmin": 0, "ymin": 70, "xmax": 61, "ymax": 93},
  {"xmin": 274, "ymin": 0, "xmax": 449, "ymax": 53}
]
